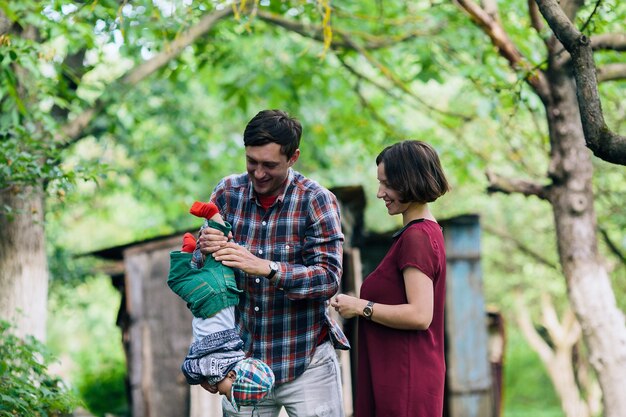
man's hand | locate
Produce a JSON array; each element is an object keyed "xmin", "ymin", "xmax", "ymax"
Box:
[
  {"xmin": 200, "ymin": 381, "xmax": 218, "ymax": 394},
  {"xmin": 213, "ymin": 242, "xmax": 269, "ymax": 276},
  {"xmin": 198, "ymin": 227, "xmax": 231, "ymax": 255}
]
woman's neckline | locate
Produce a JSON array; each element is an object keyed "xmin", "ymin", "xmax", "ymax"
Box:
[{"xmin": 392, "ymin": 218, "xmax": 439, "ymax": 238}]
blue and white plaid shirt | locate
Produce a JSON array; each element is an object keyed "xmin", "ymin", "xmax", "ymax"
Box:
[{"xmin": 192, "ymin": 169, "xmax": 350, "ymax": 384}]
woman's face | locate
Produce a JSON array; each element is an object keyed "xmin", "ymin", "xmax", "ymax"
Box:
[{"xmin": 376, "ymin": 162, "xmax": 410, "ymax": 216}]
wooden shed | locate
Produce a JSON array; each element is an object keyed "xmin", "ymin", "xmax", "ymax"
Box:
[{"xmin": 92, "ymin": 186, "xmax": 501, "ymax": 417}]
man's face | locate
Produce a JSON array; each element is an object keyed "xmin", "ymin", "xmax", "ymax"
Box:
[{"xmin": 246, "ymin": 143, "xmax": 299, "ymax": 197}]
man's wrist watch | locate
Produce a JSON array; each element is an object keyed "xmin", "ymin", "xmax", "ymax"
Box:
[
  {"xmin": 266, "ymin": 261, "xmax": 279, "ymax": 280},
  {"xmin": 363, "ymin": 301, "xmax": 374, "ymax": 320}
]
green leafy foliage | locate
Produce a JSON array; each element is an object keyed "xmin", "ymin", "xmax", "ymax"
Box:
[
  {"xmin": 0, "ymin": 0, "xmax": 110, "ymax": 192},
  {"xmin": 503, "ymin": 328, "xmax": 564, "ymax": 417},
  {"xmin": 47, "ymin": 276, "xmax": 128, "ymax": 417},
  {"xmin": 74, "ymin": 359, "xmax": 128, "ymax": 417},
  {"xmin": 0, "ymin": 320, "xmax": 80, "ymax": 417}
]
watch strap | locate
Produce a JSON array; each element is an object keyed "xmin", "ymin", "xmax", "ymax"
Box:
[{"xmin": 266, "ymin": 262, "xmax": 278, "ymax": 280}]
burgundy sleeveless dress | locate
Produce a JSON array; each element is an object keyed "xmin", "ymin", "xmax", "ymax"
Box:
[{"xmin": 357, "ymin": 219, "xmax": 446, "ymax": 417}]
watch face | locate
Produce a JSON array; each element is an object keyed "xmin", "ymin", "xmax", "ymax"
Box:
[
  {"xmin": 266, "ymin": 261, "xmax": 279, "ymax": 279},
  {"xmin": 363, "ymin": 306, "xmax": 373, "ymax": 317}
]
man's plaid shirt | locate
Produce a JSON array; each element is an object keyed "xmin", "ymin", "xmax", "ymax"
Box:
[{"xmin": 192, "ymin": 169, "xmax": 350, "ymax": 384}]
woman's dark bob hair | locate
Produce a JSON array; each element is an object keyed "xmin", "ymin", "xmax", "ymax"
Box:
[{"xmin": 376, "ymin": 140, "xmax": 449, "ymax": 204}]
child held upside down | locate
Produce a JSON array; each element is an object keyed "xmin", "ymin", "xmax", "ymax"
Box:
[{"xmin": 167, "ymin": 201, "xmax": 274, "ymax": 410}]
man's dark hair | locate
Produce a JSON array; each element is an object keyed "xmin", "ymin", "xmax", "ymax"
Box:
[
  {"xmin": 243, "ymin": 110, "xmax": 302, "ymax": 159},
  {"xmin": 376, "ymin": 140, "xmax": 450, "ymax": 204}
]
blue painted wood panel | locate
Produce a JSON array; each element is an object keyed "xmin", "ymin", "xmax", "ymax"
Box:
[{"xmin": 443, "ymin": 215, "xmax": 494, "ymax": 417}]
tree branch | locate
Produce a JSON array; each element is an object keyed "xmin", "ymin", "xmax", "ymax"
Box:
[
  {"xmin": 255, "ymin": 10, "xmax": 428, "ymax": 50},
  {"xmin": 528, "ymin": 0, "xmax": 545, "ymax": 34},
  {"xmin": 485, "ymin": 169, "xmax": 550, "ymax": 200},
  {"xmin": 482, "ymin": 224, "xmax": 559, "ymax": 270},
  {"xmin": 335, "ymin": 56, "xmax": 403, "ymax": 138},
  {"xmin": 597, "ymin": 63, "xmax": 626, "ymax": 82},
  {"xmin": 454, "ymin": 0, "xmax": 552, "ymax": 103},
  {"xmin": 541, "ymin": 293, "xmax": 579, "ymax": 347},
  {"xmin": 58, "ymin": 7, "xmax": 234, "ymax": 146},
  {"xmin": 337, "ymin": 41, "xmax": 473, "ymax": 121},
  {"xmin": 535, "ymin": 0, "xmax": 626, "ymax": 165},
  {"xmin": 598, "ymin": 226, "xmax": 626, "ymax": 267},
  {"xmin": 591, "ymin": 33, "xmax": 626, "ymax": 52},
  {"xmin": 0, "ymin": 10, "xmax": 11, "ymax": 36},
  {"xmin": 562, "ymin": 307, "xmax": 582, "ymax": 347},
  {"xmin": 515, "ymin": 290, "xmax": 554, "ymax": 363},
  {"xmin": 256, "ymin": 10, "xmax": 474, "ymax": 123}
]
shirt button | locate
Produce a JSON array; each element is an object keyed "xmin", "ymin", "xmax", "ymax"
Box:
[
  {"xmin": 255, "ymin": 278, "xmax": 260, "ymax": 283},
  {"xmin": 258, "ymin": 249, "xmax": 263, "ymax": 254},
  {"xmin": 262, "ymin": 221, "xmax": 267, "ymax": 226},
  {"xmin": 285, "ymin": 244, "xmax": 290, "ymax": 249},
  {"xmin": 254, "ymin": 306, "xmax": 260, "ymax": 312}
]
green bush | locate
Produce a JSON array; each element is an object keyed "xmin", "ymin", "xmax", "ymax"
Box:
[
  {"xmin": 74, "ymin": 352, "xmax": 129, "ymax": 417},
  {"xmin": 47, "ymin": 275, "xmax": 129, "ymax": 417},
  {"xmin": 0, "ymin": 320, "xmax": 80, "ymax": 417}
]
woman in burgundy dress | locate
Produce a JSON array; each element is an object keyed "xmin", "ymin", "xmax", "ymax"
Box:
[{"xmin": 332, "ymin": 140, "xmax": 449, "ymax": 417}]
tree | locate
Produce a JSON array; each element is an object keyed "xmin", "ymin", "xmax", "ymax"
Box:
[
  {"xmin": 515, "ymin": 292, "xmax": 601, "ymax": 417},
  {"xmin": 536, "ymin": 0, "xmax": 626, "ymax": 165},
  {"xmin": 0, "ymin": 1, "xmax": 234, "ymax": 341},
  {"xmin": 1, "ymin": 4, "xmax": 52, "ymax": 341},
  {"xmin": 452, "ymin": 0, "xmax": 626, "ymax": 414}
]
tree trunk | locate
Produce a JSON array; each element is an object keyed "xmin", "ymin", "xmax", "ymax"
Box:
[
  {"xmin": 546, "ymin": 68, "xmax": 626, "ymax": 417},
  {"xmin": 0, "ymin": 183, "xmax": 49, "ymax": 341},
  {"xmin": 515, "ymin": 294, "xmax": 592, "ymax": 417},
  {"xmin": 549, "ymin": 349, "xmax": 590, "ymax": 417}
]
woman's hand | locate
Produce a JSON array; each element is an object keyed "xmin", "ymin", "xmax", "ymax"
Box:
[{"xmin": 331, "ymin": 294, "xmax": 366, "ymax": 319}]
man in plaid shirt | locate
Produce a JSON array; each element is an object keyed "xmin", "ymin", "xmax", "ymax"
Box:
[{"xmin": 195, "ymin": 109, "xmax": 350, "ymax": 417}]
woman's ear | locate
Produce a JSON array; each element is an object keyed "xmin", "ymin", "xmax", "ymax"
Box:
[{"xmin": 228, "ymin": 370, "xmax": 237, "ymax": 380}]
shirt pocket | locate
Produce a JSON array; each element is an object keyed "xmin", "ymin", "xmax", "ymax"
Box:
[{"xmin": 274, "ymin": 240, "xmax": 302, "ymax": 264}]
